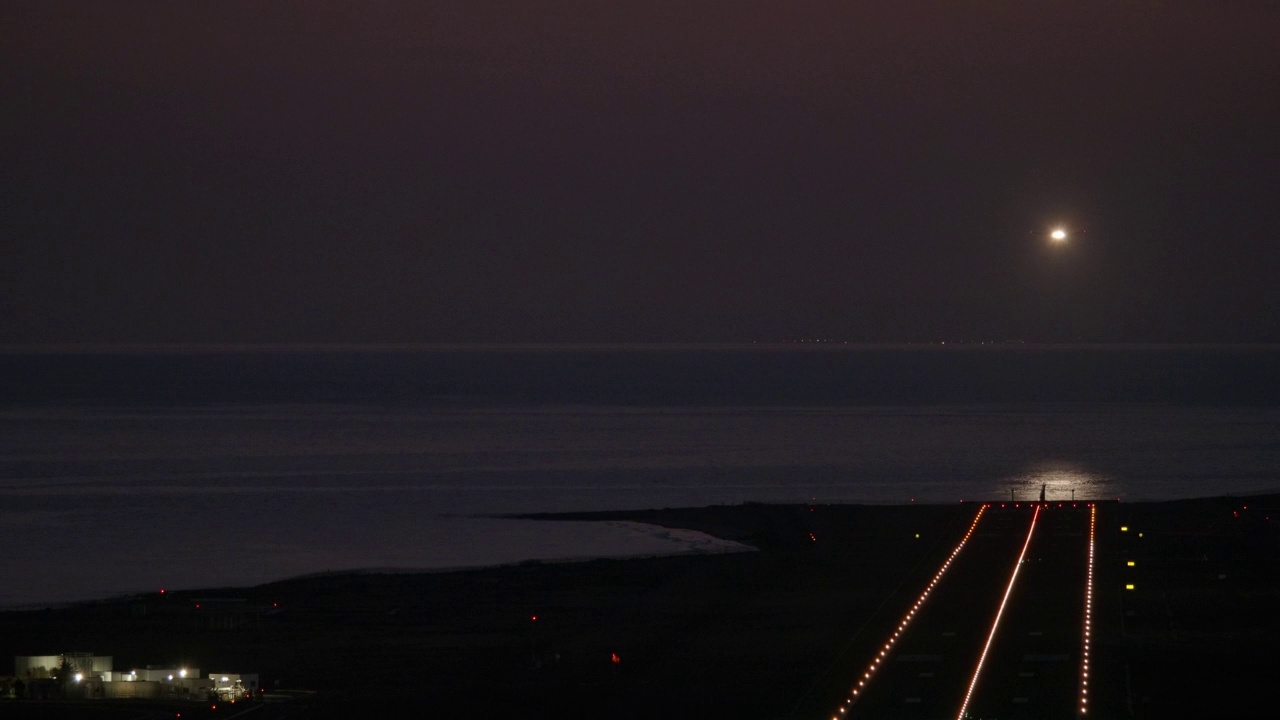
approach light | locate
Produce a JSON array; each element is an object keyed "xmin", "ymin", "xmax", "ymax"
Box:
[{"xmin": 1050, "ymin": 228, "xmax": 1068, "ymax": 242}]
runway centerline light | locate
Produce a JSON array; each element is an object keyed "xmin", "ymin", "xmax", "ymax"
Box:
[{"xmin": 956, "ymin": 505, "xmax": 1041, "ymax": 720}]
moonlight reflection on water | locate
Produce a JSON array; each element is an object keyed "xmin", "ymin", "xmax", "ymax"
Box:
[{"xmin": 1002, "ymin": 462, "xmax": 1117, "ymax": 502}]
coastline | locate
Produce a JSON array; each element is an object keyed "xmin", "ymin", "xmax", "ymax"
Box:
[{"xmin": 1, "ymin": 494, "xmax": 1277, "ymax": 717}]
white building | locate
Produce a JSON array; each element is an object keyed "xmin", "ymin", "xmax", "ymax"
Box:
[
  {"xmin": 130, "ymin": 666, "xmax": 200, "ymax": 683},
  {"xmin": 15, "ymin": 653, "xmax": 113, "ymax": 680},
  {"xmin": 12, "ymin": 655, "xmax": 246, "ymax": 701},
  {"xmin": 210, "ymin": 672, "xmax": 259, "ymax": 701}
]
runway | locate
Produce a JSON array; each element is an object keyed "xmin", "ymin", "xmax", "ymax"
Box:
[{"xmin": 827, "ymin": 501, "xmax": 1101, "ymax": 720}]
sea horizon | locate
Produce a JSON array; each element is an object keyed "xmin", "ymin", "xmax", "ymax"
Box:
[
  {"xmin": 4, "ymin": 346, "xmax": 1277, "ymax": 606},
  {"xmin": 5, "ymin": 340, "xmax": 1280, "ymax": 354}
]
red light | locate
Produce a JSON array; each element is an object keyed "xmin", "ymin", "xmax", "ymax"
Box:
[
  {"xmin": 530, "ymin": 615, "xmax": 537, "ymax": 622},
  {"xmin": 159, "ymin": 588, "xmax": 166, "ymax": 594},
  {"xmin": 195, "ymin": 604, "xmax": 200, "ymax": 609},
  {"xmin": 611, "ymin": 652, "xmax": 621, "ymax": 664},
  {"xmin": 272, "ymin": 602, "xmax": 278, "ymax": 607}
]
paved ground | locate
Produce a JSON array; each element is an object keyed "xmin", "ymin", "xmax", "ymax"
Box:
[{"xmin": 821, "ymin": 502, "xmax": 1102, "ymax": 720}]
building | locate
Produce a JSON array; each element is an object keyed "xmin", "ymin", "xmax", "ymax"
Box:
[
  {"xmin": 12, "ymin": 654, "xmax": 249, "ymax": 702},
  {"xmin": 210, "ymin": 672, "xmax": 260, "ymax": 701},
  {"xmin": 15, "ymin": 653, "xmax": 113, "ymax": 680}
]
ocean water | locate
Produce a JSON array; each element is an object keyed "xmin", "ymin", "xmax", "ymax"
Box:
[{"xmin": 2, "ymin": 345, "xmax": 1278, "ymax": 606}]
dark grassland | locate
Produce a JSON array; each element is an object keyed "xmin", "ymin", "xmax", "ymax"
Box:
[{"xmin": 2, "ymin": 496, "xmax": 1276, "ymax": 718}]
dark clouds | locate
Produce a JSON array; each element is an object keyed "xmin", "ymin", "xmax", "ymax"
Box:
[{"xmin": 4, "ymin": 1, "xmax": 1278, "ymax": 342}]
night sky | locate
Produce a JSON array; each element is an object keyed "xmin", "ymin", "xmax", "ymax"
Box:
[{"xmin": 5, "ymin": 2, "xmax": 1277, "ymax": 344}]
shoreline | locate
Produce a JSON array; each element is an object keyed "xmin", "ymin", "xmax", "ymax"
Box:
[
  {"xmin": 8, "ymin": 492, "xmax": 1272, "ymax": 611},
  {"xmin": 0, "ymin": 519, "xmax": 758, "ymax": 612},
  {"xmin": 1, "ymin": 494, "xmax": 1276, "ymax": 717}
]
